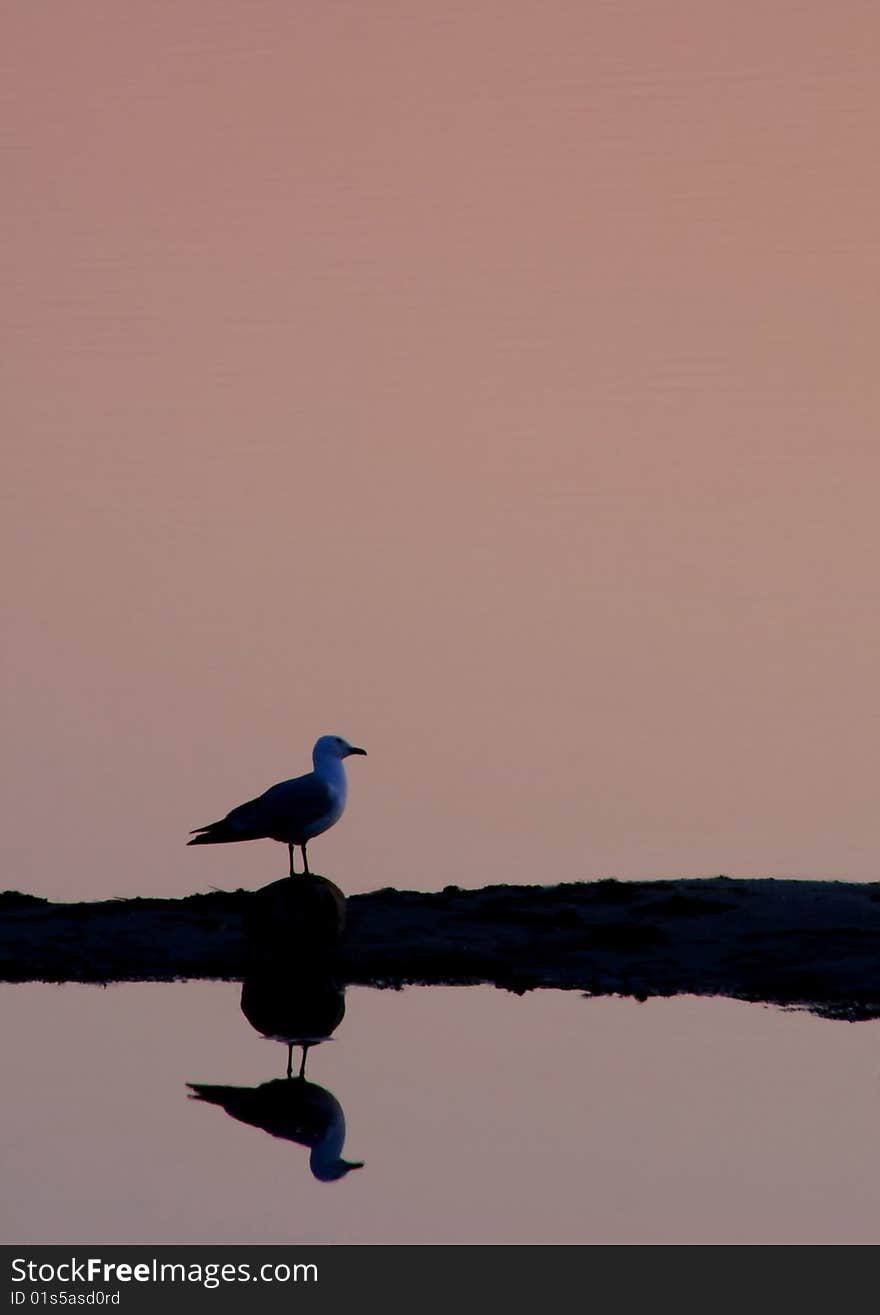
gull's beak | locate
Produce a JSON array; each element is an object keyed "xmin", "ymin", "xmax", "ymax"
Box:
[{"xmin": 348, "ymin": 745, "xmax": 367, "ymax": 756}]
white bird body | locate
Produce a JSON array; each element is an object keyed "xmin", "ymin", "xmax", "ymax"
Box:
[{"xmin": 188, "ymin": 735, "xmax": 366, "ymax": 875}]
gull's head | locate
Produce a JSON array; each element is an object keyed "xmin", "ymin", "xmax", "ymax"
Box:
[
  {"xmin": 312, "ymin": 1158, "xmax": 365, "ymax": 1182},
  {"xmin": 313, "ymin": 735, "xmax": 368, "ymax": 763}
]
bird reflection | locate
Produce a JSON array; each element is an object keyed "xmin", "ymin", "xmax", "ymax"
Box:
[
  {"xmin": 188, "ymin": 1077, "xmax": 363, "ymax": 1181},
  {"xmin": 188, "ymin": 872, "xmax": 363, "ymax": 1180}
]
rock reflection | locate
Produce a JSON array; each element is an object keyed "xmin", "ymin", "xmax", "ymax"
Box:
[
  {"xmin": 188, "ymin": 873, "xmax": 363, "ymax": 1180},
  {"xmin": 241, "ymin": 970, "xmax": 346, "ymax": 1080}
]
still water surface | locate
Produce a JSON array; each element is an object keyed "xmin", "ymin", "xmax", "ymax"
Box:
[{"xmin": 2, "ymin": 982, "xmax": 878, "ymax": 1244}]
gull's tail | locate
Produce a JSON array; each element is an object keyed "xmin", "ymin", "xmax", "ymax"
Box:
[{"xmin": 187, "ymin": 820, "xmax": 244, "ymax": 846}]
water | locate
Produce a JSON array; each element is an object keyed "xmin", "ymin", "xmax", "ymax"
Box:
[{"xmin": 2, "ymin": 982, "xmax": 878, "ymax": 1244}]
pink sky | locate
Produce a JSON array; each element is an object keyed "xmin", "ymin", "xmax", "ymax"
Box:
[{"xmin": 5, "ymin": 0, "xmax": 880, "ymax": 900}]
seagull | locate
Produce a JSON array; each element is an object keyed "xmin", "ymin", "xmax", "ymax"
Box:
[{"xmin": 188, "ymin": 735, "xmax": 367, "ymax": 876}]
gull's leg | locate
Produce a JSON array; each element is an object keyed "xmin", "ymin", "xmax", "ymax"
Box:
[
  {"xmin": 299, "ymin": 1044, "xmax": 310, "ymax": 1079},
  {"xmin": 301, "ymin": 843, "xmax": 310, "ymax": 876},
  {"xmin": 288, "ymin": 843, "xmax": 296, "ymax": 877},
  {"xmin": 287, "ymin": 1043, "xmax": 293, "ymax": 1079}
]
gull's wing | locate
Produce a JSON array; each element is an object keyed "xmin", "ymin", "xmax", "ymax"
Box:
[
  {"xmin": 190, "ymin": 772, "xmax": 335, "ymax": 843},
  {"xmin": 231, "ymin": 773, "xmax": 335, "ymax": 838}
]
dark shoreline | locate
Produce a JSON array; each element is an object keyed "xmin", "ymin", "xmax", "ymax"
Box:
[{"xmin": 3, "ymin": 876, "xmax": 880, "ymax": 1020}]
